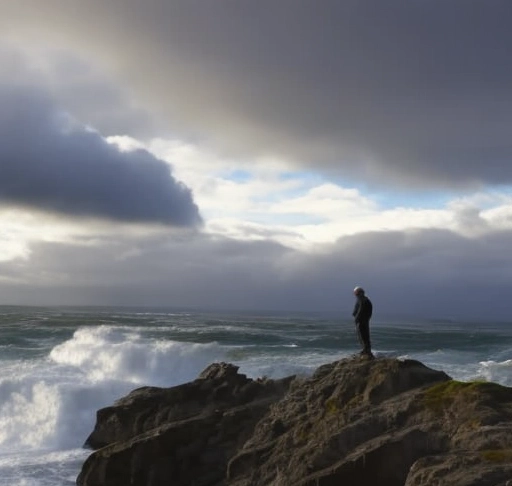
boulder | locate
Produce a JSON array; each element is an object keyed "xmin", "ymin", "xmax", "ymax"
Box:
[{"xmin": 78, "ymin": 362, "xmax": 293, "ymax": 486}]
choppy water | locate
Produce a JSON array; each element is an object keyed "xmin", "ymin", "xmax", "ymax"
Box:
[{"xmin": 1, "ymin": 306, "xmax": 511, "ymax": 485}]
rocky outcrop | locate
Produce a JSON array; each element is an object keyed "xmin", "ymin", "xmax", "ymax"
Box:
[
  {"xmin": 78, "ymin": 362, "xmax": 293, "ymax": 486},
  {"xmin": 77, "ymin": 358, "xmax": 512, "ymax": 486},
  {"xmin": 83, "ymin": 362, "xmax": 291, "ymax": 450}
]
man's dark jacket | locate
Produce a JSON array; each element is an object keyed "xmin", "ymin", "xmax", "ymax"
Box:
[{"xmin": 353, "ymin": 296, "xmax": 373, "ymax": 322}]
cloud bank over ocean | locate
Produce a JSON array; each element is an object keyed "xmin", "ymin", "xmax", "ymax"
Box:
[{"xmin": 1, "ymin": 1, "xmax": 512, "ymax": 319}]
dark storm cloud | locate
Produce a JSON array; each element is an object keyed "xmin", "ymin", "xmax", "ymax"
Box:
[
  {"xmin": 2, "ymin": 227, "xmax": 512, "ymax": 320},
  {"xmin": 3, "ymin": 0, "xmax": 512, "ymax": 186},
  {"xmin": 0, "ymin": 85, "xmax": 201, "ymax": 226},
  {"xmin": 37, "ymin": 52, "xmax": 166, "ymax": 139}
]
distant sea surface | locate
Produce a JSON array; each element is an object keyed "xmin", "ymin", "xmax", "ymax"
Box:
[{"xmin": 1, "ymin": 306, "xmax": 511, "ymax": 486}]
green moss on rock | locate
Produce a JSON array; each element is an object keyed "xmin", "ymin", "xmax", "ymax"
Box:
[
  {"xmin": 480, "ymin": 449, "xmax": 512, "ymax": 463},
  {"xmin": 325, "ymin": 397, "xmax": 339, "ymax": 415},
  {"xmin": 423, "ymin": 380, "xmax": 512, "ymax": 411},
  {"xmin": 423, "ymin": 380, "xmax": 472, "ymax": 410}
]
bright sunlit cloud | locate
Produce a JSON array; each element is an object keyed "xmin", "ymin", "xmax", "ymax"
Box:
[{"xmin": 106, "ymin": 136, "xmax": 512, "ymax": 250}]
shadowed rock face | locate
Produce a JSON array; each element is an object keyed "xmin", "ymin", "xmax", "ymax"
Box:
[
  {"xmin": 77, "ymin": 359, "xmax": 512, "ymax": 486},
  {"xmin": 83, "ymin": 362, "xmax": 289, "ymax": 450},
  {"xmin": 78, "ymin": 362, "xmax": 294, "ymax": 486}
]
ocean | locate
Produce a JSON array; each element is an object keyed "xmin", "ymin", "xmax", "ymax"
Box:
[{"xmin": 0, "ymin": 306, "xmax": 511, "ymax": 486}]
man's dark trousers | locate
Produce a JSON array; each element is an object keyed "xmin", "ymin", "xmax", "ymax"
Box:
[{"xmin": 356, "ymin": 319, "xmax": 371, "ymax": 354}]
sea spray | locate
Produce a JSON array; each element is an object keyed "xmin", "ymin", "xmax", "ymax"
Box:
[
  {"xmin": 0, "ymin": 325, "xmax": 226, "ymax": 456},
  {"xmin": 49, "ymin": 325, "xmax": 225, "ymax": 385}
]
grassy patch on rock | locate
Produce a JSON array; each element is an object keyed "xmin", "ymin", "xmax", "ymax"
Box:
[
  {"xmin": 480, "ymin": 449, "xmax": 512, "ymax": 463},
  {"xmin": 423, "ymin": 380, "xmax": 512, "ymax": 413}
]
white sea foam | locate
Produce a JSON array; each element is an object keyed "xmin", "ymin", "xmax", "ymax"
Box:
[
  {"xmin": 0, "ymin": 326, "xmax": 226, "ymax": 454},
  {"xmin": 49, "ymin": 325, "xmax": 224, "ymax": 385},
  {"xmin": 478, "ymin": 359, "xmax": 512, "ymax": 386},
  {"xmin": 0, "ymin": 448, "xmax": 88, "ymax": 486}
]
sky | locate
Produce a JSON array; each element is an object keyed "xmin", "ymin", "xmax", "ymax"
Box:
[{"xmin": 1, "ymin": 0, "xmax": 512, "ymax": 319}]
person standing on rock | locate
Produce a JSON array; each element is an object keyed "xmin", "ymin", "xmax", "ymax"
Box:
[{"xmin": 352, "ymin": 286, "xmax": 373, "ymax": 358}]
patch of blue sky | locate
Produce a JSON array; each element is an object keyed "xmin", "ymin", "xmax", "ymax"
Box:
[
  {"xmin": 372, "ymin": 185, "xmax": 512, "ymax": 211},
  {"xmin": 278, "ymin": 170, "xmax": 325, "ymax": 185},
  {"xmin": 486, "ymin": 185, "xmax": 512, "ymax": 201},
  {"xmin": 324, "ymin": 176, "xmax": 453, "ymax": 210},
  {"xmin": 221, "ymin": 167, "xmax": 512, "ymax": 212},
  {"xmin": 371, "ymin": 189, "xmax": 456, "ymax": 210},
  {"xmin": 220, "ymin": 169, "xmax": 253, "ymax": 182}
]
